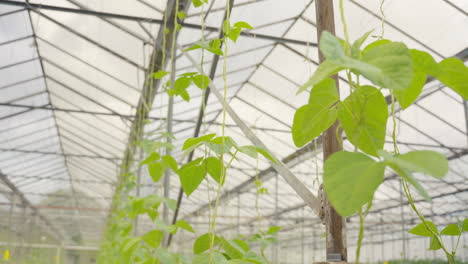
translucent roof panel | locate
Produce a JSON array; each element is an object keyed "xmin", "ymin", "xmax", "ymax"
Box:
[{"xmin": 0, "ymin": 0, "xmax": 467, "ymax": 261}]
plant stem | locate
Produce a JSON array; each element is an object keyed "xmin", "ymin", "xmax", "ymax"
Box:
[{"xmin": 402, "ymin": 180, "xmax": 454, "ymax": 260}]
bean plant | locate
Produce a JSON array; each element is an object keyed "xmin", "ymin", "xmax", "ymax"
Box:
[
  {"xmin": 97, "ymin": 0, "xmax": 282, "ymax": 263},
  {"xmin": 291, "ymin": 0, "xmax": 468, "ymax": 263}
]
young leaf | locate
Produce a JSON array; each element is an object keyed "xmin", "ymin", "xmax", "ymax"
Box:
[
  {"xmin": 436, "ymin": 57, "xmax": 468, "ymax": 100},
  {"xmin": 410, "ymin": 49, "xmax": 440, "ymax": 76},
  {"xmin": 203, "ymin": 156, "xmax": 225, "ymax": 185},
  {"xmin": 440, "ymin": 224, "xmax": 461, "ymax": 236},
  {"xmin": 191, "ymin": 0, "xmax": 202, "ymax": 7},
  {"xmin": 297, "ymin": 60, "xmax": 344, "ymax": 94},
  {"xmin": 392, "ymin": 151, "xmax": 448, "ymax": 178},
  {"xmin": 267, "ymin": 226, "xmax": 281, "ymax": 234},
  {"xmin": 429, "ymin": 235, "xmax": 442, "ymax": 251},
  {"xmin": 338, "ymin": 85, "xmax": 388, "ymax": 157},
  {"xmin": 192, "ymin": 252, "xmax": 227, "ymax": 264},
  {"xmin": 255, "ymin": 147, "xmax": 278, "ymax": 164},
  {"xmin": 359, "ymin": 41, "xmax": 414, "ymax": 90},
  {"xmin": 387, "ymin": 162, "xmax": 431, "ymax": 201},
  {"xmin": 192, "ymin": 74, "xmax": 210, "ymax": 90},
  {"xmin": 149, "ymin": 70, "xmax": 169, "ymax": 79},
  {"xmin": 323, "ymin": 151, "xmax": 385, "ymax": 216},
  {"xmin": 233, "ymin": 21, "xmax": 253, "ymax": 29},
  {"xmin": 162, "ymin": 155, "xmax": 178, "ymax": 172},
  {"xmin": 393, "ymin": 71, "xmax": 427, "ymax": 109},
  {"xmin": 140, "ymin": 152, "xmax": 161, "ymax": 165},
  {"xmin": 231, "ymin": 239, "xmax": 249, "ymax": 252},
  {"xmin": 179, "ymin": 89, "xmax": 190, "ymax": 102},
  {"xmin": 193, "ymin": 233, "xmax": 220, "ymax": 254},
  {"xmin": 319, "ymin": 31, "xmax": 345, "ymax": 61},
  {"xmin": 292, "ymin": 78, "xmax": 340, "ymax": 147},
  {"xmin": 148, "ymin": 162, "xmax": 167, "ymax": 183},
  {"xmin": 221, "ymin": 237, "xmax": 245, "ymax": 259},
  {"xmin": 227, "ymin": 27, "xmax": 242, "ymax": 43},
  {"xmin": 175, "ymin": 220, "xmax": 195, "ymax": 233},
  {"xmin": 178, "ymin": 163, "xmax": 207, "ymax": 196},
  {"xmin": 142, "ymin": 229, "xmax": 163, "ymax": 248},
  {"xmin": 164, "ymin": 198, "xmax": 177, "ymax": 210},
  {"xmin": 408, "ymin": 221, "xmax": 439, "ymax": 237},
  {"xmin": 182, "ymin": 133, "xmax": 216, "ymax": 151},
  {"xmin": 177, "ymin": 11, "xmax": 186, "ymax": 19},
  {"xmin": 351, "ymin": 30, "xmax": 373, "ymax": 59},
  {"xmin": 174, "ymin": 77, "xmax": 192, "ymax": 92}
]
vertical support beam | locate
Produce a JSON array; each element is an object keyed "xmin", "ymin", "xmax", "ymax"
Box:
[
  {"xmin": 272, "ymin": 174, "xmax": 279, "ymax": 263},
  {"xmin": 236, "ymin": 192, "xmax": 240, "ymax": 236},
  {"xmin": 314, "ymin": 0, "xmax": 347, "ymax": 261},
  {"xmin": 163, "ymin": 55, "xmax": 175, "ymax": 247}
]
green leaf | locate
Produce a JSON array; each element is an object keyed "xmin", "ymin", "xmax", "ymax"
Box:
[
  {"xmin": 338, "ymin": 85, "xmax": 388, "ymax": 156},
  {"xmin": 408, "ymin": 221, "xmax": 439, "ymax": 237},
  {"xmin": 319, "ymin": 31, "xmax": 345, "ymax": 61},
  {"xmin": 410, "ymin": 49, "xmax": 440, "ymax": 76},
  {"xmin": 292, "ymin": 78, "xmax": 339, "ymax": 147},
  {"xmin": 387, "ymin": 162, "xmax": 431, "ymax": 201},
  {"xmin": 148, "ymin": 162, "xmax": 167, "ymax": 183},
  {"xmin": 440, "ymin": 224, "xmax": 461, "ymax": 236},
  {"xmin": 221, "ymin": 237, "xmax": 244, "ymax": 259},
  {"xmin": 175, "ymin": 220, "xmax": 195, "ymax": 233},
  {"xmin": 154, "ymin": 219, "xmax": 178, "ymax": 234},
  {"xmin": 177, "ymin": 11, "xmax": 186, "ymax": 19},
  {"xmin": 231, "ymin": 239, "xmax": 249, "ymax": 252},
  {"xmin": 178, "ymin": 163, "xmax": 207, "ymax": 196},
  {"xmin": 393, "ymin": 71, "xmax": 427, "ymax": 109},
  {"xmin": 436, "ymin": 57, "xmax": 468, "ymax": 100},
  {"xmin": 210, "ymin": 136, "xmax": 236, "ymax": 155},
  {"xmin": 238, "ymin": 145, "xmax": 277, "ymax": 164},
  {"xmin": 164, "ymin": 198, "xmax": 177, "ymax": 210},
  {"xmin": 267, "ymin": 226, "xmax": 281, "ymax": 234},
  {"xmin": 255, "ymin": 147, "xmax": 277, "ymax": 164},
  {"xmin": 192, "ymin": 74, "xmax": 210, "ymax": 90},
  {"xmin": 174, "ymin": 77, "xmax": 192, "ymax": 92},
  {"xmin": 122, "ymin": 237, "xmax": 141, "ymax": 253},
  {"xmin": 193, "ymin": 233, "xmax": 220, "ymax": 254},
  {"xmin": 162, "ymin": 155, "xmax": 178, "ymax": 172},
  {"xmin": 179, "ymin": 89, "xmax": 190, "ymax": 102},
  {"xmin": 142, "ymin": 230, "xmax": 163, "ymax": 248},
  {"xmin": 182, "ymin": 133, "xmax": 216, "ymax": 151},
  {"xmin": 180, "ymin": 72, "xmax": 198, "ymax": 77},
  {"xmin": 149, "ymin": 70, "xmax": 169, "ymax": 79},
  {"xmin": 323, "ymin": 151, "xmax": 385, "ymax": 216},
  {"xmin": 192, "ymin": 252, "xmax": 227, "ymax": 264},
  {"xmin": 429, "ymin": 235, "xmax": 442, "ymax": 251},
  {"xmin": 191, "ymin": 0, "xmax": 204, "ymax": 7},
  {"xmin": 203, "ymin": 156, "xmax": 225, "ymax": 185},
  {"xmin": 297, "ymin": 60, "xmax": 344, "ymax": 94},
  {"xmin": 361, "ymin": 39, "xmax": 391, "ymax": 55},
  {"xmin": 392, "ymin": 151, "xmax": 448, "ymax": 178},
  {"xmin": 140, "ymin": 152, "xmax": 161, "ymax": 165},
  {"xmin": 233, "ymin": 21, "xmax": 253, "ymax": 29},
  {"xmin": 156, "ymin": 247, "xmax": 179, "ymax": 264},
  {"xmin": 351, "ymin": 30, "xmax": 373, "ymax": 59},
  {"xmin": 227, "ymin": 27, "xmax": 242, "ymax": 43},
  {"xmin": 359, "ymin": 41, "xmax": 414, "ymax": 90},
  {"xmin": 463, "ymin": 219, "xmax": 468, "ymax": 232}
]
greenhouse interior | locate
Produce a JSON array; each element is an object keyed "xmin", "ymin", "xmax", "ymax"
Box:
[{"xmin": 0, "ymin": 0, "xmax": 467, "ymax": 263}]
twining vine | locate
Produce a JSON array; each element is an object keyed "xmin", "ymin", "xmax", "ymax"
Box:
[{"xmin": 96, "ymin": 1, "xmax": 283, "ymax": 263}]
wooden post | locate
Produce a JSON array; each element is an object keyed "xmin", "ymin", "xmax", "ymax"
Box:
[{"xmin": 314, "ymin": 0, "xmax": 347, "ymax": 262}]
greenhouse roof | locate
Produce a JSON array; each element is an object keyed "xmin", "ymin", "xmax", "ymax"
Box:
[{"xmin": 0, "ymin": 0, "xmax": 467, "ymax": 260}]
